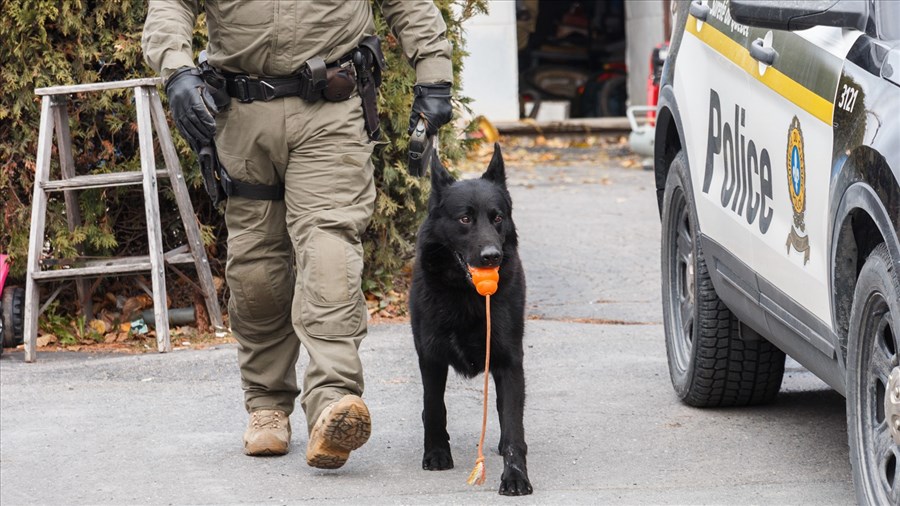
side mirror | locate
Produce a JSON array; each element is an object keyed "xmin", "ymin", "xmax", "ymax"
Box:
[{"xmin": 729, "ymin": 0, "xmax": 868, "ymax": 32}]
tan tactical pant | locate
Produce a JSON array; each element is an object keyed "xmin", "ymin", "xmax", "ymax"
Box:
[{"xmin": 214, "ymin": 94, "xmax": 375, "ymax": 433}]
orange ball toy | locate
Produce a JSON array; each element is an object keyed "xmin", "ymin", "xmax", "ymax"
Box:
[{"xmin": 468, "ymin": 266, "xmax": 499, "ymax": 296}]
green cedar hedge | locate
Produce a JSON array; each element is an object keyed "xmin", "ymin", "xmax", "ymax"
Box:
[{"xmin": 0, "ymin": 0, "xmax": 485, "ymax": 304}]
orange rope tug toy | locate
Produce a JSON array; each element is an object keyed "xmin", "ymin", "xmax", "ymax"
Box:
[{"xmin": 466, "ymin": 266, "xmax": 499, "ymax": 486}]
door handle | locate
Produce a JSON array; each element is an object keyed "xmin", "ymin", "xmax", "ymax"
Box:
[
  {"xmin": 750, "ymin": 38, "xmax": 778, "ymax": 66},
  {"xmin": 689, "ymin": 0, "xmax": 709, "ymax": 21}
]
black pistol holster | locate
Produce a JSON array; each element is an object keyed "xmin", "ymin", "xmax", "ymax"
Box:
[
  {"xmin": 198, "ymin": 51, "xmax": 231, "ymax": 111},
  {"xmin": 353, "ymin": 35, "xmax": 386, "ymax": 141}
]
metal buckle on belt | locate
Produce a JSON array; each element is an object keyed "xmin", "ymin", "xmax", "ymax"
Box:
[
  {"xmin": 232, "ymin": 76, "xmax": 277, "ymax": 103},
  {"xmin": 258, "ymin": 80, "xmax": 276, "ymax": 101}
]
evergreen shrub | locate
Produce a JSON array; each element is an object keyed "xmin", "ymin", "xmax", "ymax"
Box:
[{"xmin": 0, "ymin": 0, "xmax": 486, "ymax": 309}]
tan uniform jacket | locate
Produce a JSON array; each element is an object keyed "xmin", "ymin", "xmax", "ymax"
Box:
[{"xmin": 142, "ymin": 0, "xmax": 453, "ymax": 84}]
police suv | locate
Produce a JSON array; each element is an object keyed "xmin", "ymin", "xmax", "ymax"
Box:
[{"xmin": 655, "ymin": 1, "xmax": 900, "ymax": 502}]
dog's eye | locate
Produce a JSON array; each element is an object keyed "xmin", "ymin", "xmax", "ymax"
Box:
[
  {"xmin": 494, "ymin": 214, "xmax": 503, "ymax": 224},
  {"xmin": 459, "ymin": 215, "xmax": 471, "ymax": 224}
]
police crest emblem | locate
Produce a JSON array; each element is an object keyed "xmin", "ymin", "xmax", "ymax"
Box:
[{"xmin": 785, "ymin": 116, "xmax": 809, "ymax": 264}]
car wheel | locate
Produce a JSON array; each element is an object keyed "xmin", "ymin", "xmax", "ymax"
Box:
[
  {"xmin": 661, "ymin": 151, "xmax": 785, "ymax": 407},
  {"xmin": 847, "ymin": 243, "xmax": 900, "ymax": 505}
]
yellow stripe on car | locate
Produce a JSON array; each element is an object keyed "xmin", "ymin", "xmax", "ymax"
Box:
[{"xmin": 686, "ymin": 16, "xmax": 833, "ymax": 124}]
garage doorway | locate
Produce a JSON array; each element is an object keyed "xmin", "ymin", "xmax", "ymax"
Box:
[{"xmin": 516, "ymin": 1, "xmax": 628, "ymax": 120}]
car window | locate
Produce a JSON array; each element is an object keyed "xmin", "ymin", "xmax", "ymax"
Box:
[{"xmin": 876, "ymin": 1, "xmax": 900, "ymax": 40}]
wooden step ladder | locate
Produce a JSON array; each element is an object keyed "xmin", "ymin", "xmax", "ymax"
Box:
[{"xmin": 24, "ymin": 78, "xmax": 224, "ymax": 362}]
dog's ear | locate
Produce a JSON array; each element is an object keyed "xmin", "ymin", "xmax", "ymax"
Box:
[
  {"xmin": 482, "ymin": 142, "xmax": 506, "ymax": 186},
  {"xmin": 429, "ymin": 154, "xmax": 454, "ymax": 196}
]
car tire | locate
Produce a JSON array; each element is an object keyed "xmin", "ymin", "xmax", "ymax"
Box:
[
  {"xmin": 598, "ymin": 75, "xmax": 627, "ymax": 117},
  {"xmin": 2, "ymin": 286, "xmax": 26, "ymax": 348},
  {"xmin": 661, "ymin": 151, "xmax": 785, "ymax": 407},
  {"xmin": 846, "ymin": 243, "xmax": 900, "ymax": 505}
]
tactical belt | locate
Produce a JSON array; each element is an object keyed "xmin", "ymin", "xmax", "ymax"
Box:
[{"xmin": 224, "ymin": 53, "xmax": 354, "ymax": 104}]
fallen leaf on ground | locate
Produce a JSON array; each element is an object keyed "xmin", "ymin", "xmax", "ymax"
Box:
[
  {"xmin": 89, "ymin": 319, "xmax": 109, "ymax": 334},
  {"xmin": 36, "ymin": 335, "xmax": 58, "ymax": 347},
  {"xmin": 121, "ymin": 294, "xmax": 153, "ymax": 320}
]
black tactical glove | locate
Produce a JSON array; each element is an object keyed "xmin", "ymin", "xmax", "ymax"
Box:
[
  {"xmin": 165, "ymin": 66, "xmax": 218, "ymax": 148},
  {"xmin": 408, "ymin": 82, "xmax": 452, "ymax": 136}
]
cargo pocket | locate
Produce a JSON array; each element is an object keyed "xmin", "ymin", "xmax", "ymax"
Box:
[
  {"xmin": 217, "ymin": 147, "xmax": 280, "ymax": 187},
  {"xmin": 217, "ymin": 150, "xmax": 254, "ymax": 185},
  {"xmin": 297, "ymin": 230, "xmax": 365, "ymax": 337},
  {"xmin": 298, "ymin": 297, "xmax": 365, "ymax": 338}
]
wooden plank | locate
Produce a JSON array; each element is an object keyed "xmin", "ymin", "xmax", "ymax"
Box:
[
  {"xmin": 135, "ymin": 86, "xmax": 171, "ymax": 353},
  {"xmin": 164, "ymin": 244, "xmax": 189, "ymax": 257},
  {"xmin": 38, "ymin": 284, "xmax": 66, "ymax": 317},
  {"xmin": 42, "ymin": 170, "xmax": 167, "ymax": 191},
  {"xmin": 33, "ymin": 261, "xmax": 153, "ymax": 280},
  {"xmin": 492, "ymin": 117, "xmax": 631, "ymax": 135},
  {"xmin": 166, "ymin": 252, "xmax": 194, "ymax": 265},
  {"xmin": 51, "ymin": 96, "xmax": 93, "ymax": 319},
  {"xmin": 35, "ymin": 77, "xmax": 163, "ymax": 96},
  {"xmin": 34, "ymin": 255, "xmax": 193, "ymax": 280},
  {"xmin": 41, "ymin": 249, "xmax": 194, "ymax": 274},
  {"xmin": 24, "ymin": 97, "xmax": 55, "ymax": 362},
  {"xmin": 149, "ymin": 88, "xmax": 224, "ymax": 329}
]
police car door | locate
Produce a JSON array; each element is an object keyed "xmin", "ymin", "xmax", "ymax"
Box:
[{"xmin": 676, "ymin": 1, "xmax": 861, "ymax": 346}]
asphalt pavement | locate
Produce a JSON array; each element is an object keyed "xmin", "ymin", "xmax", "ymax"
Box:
[{"xmin": 0, "ymin": 140, "xmax": 854, "ymax": 505}]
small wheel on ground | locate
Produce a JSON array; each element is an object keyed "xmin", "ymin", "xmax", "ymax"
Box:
[
  {"xmin": 846, "ymin": 243, "xmax": 900, "ymax": 505},
  {"xmin": 1, "ymin": 286, "xmax": 25, "ymax": 348},
  {"xmin": 660, "ymin": 151, "xmax": 785, "ymax": 407}
]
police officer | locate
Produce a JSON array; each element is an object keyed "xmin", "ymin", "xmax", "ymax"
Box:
[{"xmin": 142, "ymin": 1, "xmax": 452, "ymax": 469}]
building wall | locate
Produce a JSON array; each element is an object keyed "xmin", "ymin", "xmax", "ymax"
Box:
[
  {"xmin": 458, "ymin": 1, "xmax": 520, "ymax": 122},
  {"xmin": 625, "ymin": 0, "xmax": 667, "ymax": 107}
]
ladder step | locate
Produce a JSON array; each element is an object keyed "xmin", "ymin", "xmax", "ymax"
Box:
[
  {"xmin": 33, "ymin": 251, "xmax": 195, "ymax": 281},
  {"xmin": 42, "ymin": 170, "xmax": 168, "ymax": 191}
]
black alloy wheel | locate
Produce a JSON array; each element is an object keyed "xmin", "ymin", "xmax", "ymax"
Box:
[{"xmin": 847, "ymin": 243, "xmax": 900, "ymax": 505}]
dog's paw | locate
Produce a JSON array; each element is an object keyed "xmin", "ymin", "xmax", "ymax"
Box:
[
  {"xmin": 499, "ymin": 470, "xmax": 533, "ymax": 496},
  {"xmin": 422, "ymin": 447, "xmax": 454, "ymax": 470}
]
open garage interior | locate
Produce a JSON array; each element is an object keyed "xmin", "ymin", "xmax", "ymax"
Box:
[
  {"xmin": 459, "ymin": 1, "xmax": 670, "ymax": 125},
  {"xmin": 516, "ymin": 0, "xmax": 628, "ymax": 120}
]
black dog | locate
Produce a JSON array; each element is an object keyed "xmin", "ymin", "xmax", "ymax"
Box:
[{"xmin": 409, "ymin": 144, "xmax": 532, "ymax": 496}]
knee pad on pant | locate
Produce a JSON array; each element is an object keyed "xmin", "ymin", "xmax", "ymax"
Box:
[{"xmin": 227, "ymin": 240, "xmax": 294, "ymax": 340}]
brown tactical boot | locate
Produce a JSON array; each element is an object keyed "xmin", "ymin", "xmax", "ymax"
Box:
[
  {"xmin": 243, "ymin": 409, "xmax": 291, "ymax": 456},
  {"xmin": 306, "ymin": 395, "xmax": 371, "ymax": 469}
]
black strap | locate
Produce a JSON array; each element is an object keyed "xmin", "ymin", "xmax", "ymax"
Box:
[
  {"xmin": 225, "ymin": 75, "xmax": 302, "ymax": 103},
  {"xmin": 219, "ymin": 168, "xmax": 285, "ymax": 201}
]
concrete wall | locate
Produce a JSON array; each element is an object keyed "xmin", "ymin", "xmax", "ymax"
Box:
[
  {"xmin": 457, "ymin": 1, "xmax": 520, "ymax": 122},
  {"xmin": 625, "ymin": 0, "xmax": 667, "ymax": 107},
  {"xmin": 461, "ymin": 0, "xmax": 668, "ymax": 120}
]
